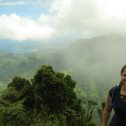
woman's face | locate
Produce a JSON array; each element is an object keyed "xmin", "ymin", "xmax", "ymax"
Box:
[{"xmin": 121, "ymin": 68, "xmax": 126, "ymax": 85}]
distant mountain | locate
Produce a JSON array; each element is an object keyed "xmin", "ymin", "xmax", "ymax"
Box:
[
  {"xmin": 0, "ymin": 39, "xmax": 48, "ymax": 53},
  {"xmin": 58, "ymin": 35, "xmax": 126, "ymax": 95},
  {"xmin": 64, "ymin": 34, "xmax": 126, "ymax": 69},
  {"xmin": 30, "ymin": 34, "xmax": 126, "ymax": 80},
  {"xmin": 0, "ymin": 39, "xmax": 72, "ymax": 53},
  {"xmin": 0, "ymin": 39, "xmax": 15, "ymax": 52}
]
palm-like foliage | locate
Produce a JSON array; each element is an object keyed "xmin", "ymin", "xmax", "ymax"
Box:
[
  {"xmin": 0, "ymin": 102, "xmax": 30, "ymax": 126},
  {"xmin": 0, "ymin": 65, "xmax": 97, "ymax": 126}
]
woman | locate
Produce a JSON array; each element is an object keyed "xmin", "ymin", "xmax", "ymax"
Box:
[{"xmin": 102, "ymin": 65, "xmax": 126, "ymax": 126}]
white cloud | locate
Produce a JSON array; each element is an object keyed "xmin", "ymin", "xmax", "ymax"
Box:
[
  {"xmin": 49, "ymin": 0, "xmax": 126, "ymax": 38},
  {"xmin": 1, "ymin": 0, "xmax": 126, "ymax": 41},
  {"xmin": 0, "ymin": 14, "xmax": 55, "ymax": 41}
]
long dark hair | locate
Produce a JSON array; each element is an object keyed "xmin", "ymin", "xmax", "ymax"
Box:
[
  {"xmin": 119, "ymin": 65, "xmax": 126, "ymax": 86},
  {"xmin": 121, "ymin": 64, "xmax": 126, "ymax": 75}
]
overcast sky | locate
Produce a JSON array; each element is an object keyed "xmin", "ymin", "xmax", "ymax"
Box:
[{"xmin": 0, "ymin": 0, "xmax": 126, "ymax": 42}]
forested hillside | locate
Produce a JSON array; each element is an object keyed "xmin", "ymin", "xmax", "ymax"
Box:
[
  {"xmin": 0, "ymin": 35, "xmax": 125, "ymax": 96},
  {"xmin": 0, "ymin": 35, "xmax": 125, "ymax": 101},
  {"xmin": 0, "ymin": 65, "xmax": 98, "ymax": 126},
  {"xmin": 0, "ymin": 35, "xmax": 125, "ymax": 125}
]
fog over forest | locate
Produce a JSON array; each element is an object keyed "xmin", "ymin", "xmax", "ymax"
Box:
[
  {"xmin": 45, "ymin": 34, "xmax": 126, "ymax": 99},
  {"xmin": 0, "ymin": 34, "xmax": 125, "ymax": 100}
]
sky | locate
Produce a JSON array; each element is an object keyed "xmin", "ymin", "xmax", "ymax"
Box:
[{"xmin": 0, "ymin": 0, "xmax": 126, "ymax": 42}]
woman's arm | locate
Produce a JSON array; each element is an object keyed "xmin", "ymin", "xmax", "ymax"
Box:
[{"xmin": 102, "ymin": 94, "xmax": 112, "ymax": 126}]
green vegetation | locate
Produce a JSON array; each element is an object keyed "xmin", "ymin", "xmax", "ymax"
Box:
[{"xmin": 0, "ymin": 65, "xmax": 98, "ymax": 126}]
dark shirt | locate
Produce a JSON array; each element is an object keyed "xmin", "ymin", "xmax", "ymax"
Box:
[{"xmin": 109, "ymin": 85, "xmax": 126, "ymax": 126}]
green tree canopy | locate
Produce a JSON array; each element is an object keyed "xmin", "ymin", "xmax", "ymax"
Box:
[{"xmin": 31, "ymin": 65, "xmax": 78, "ymax": 113}]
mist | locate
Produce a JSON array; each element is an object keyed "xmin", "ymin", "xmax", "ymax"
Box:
[{"xmin": 45, "ymin": 34, "xmax": 125, "ymax": 100}]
